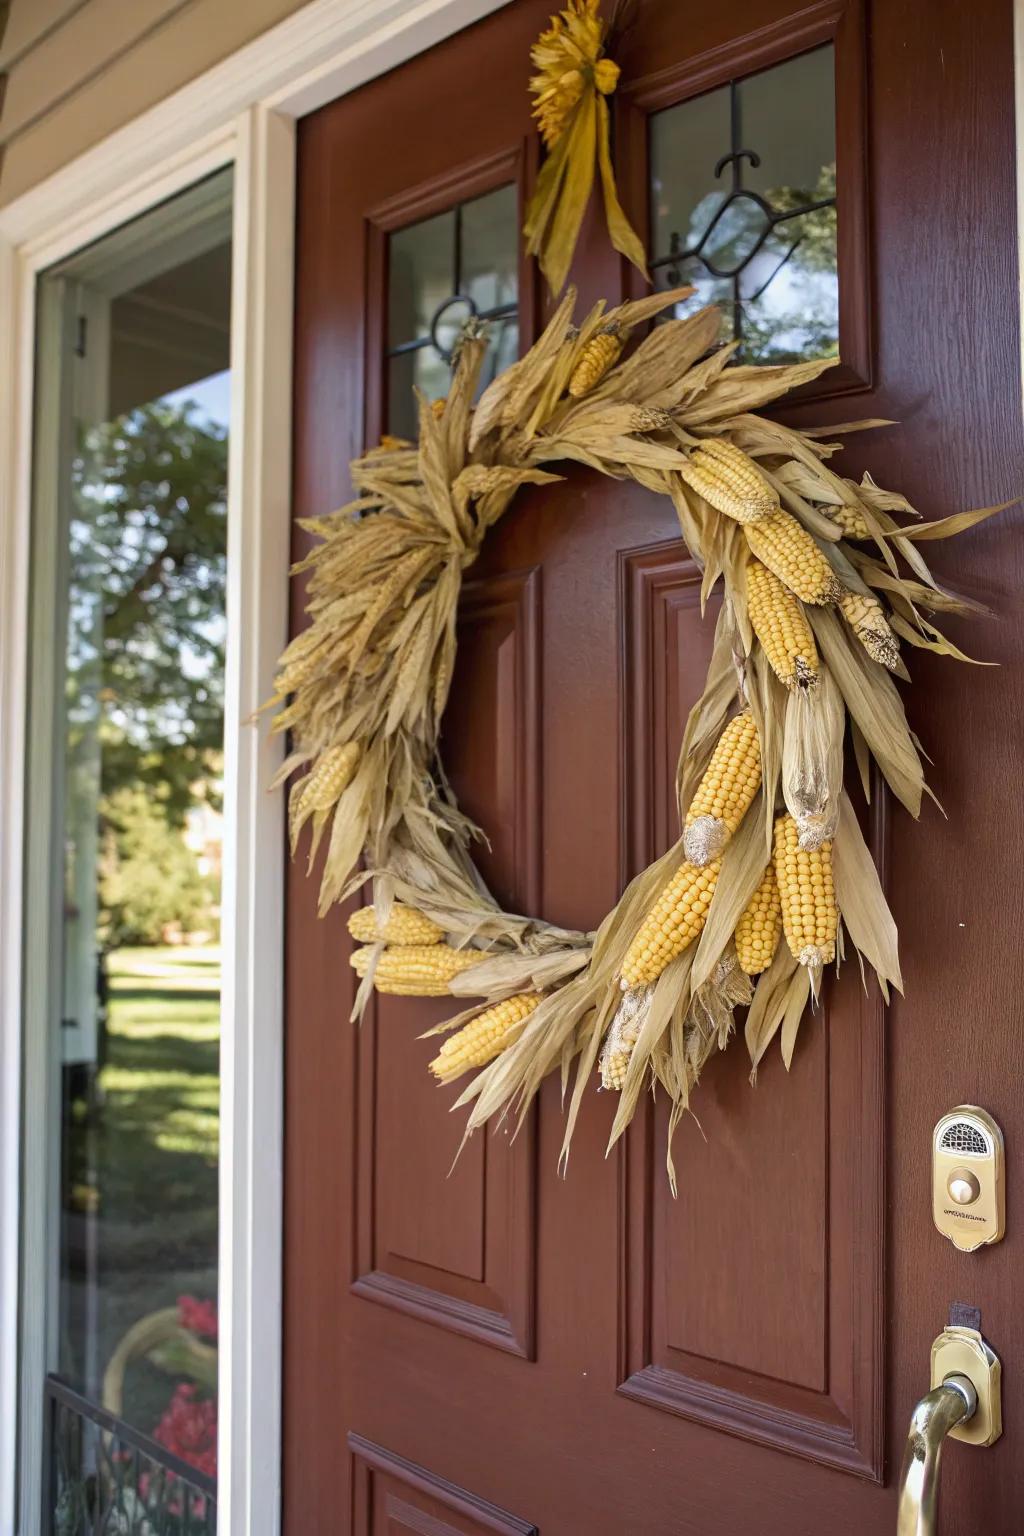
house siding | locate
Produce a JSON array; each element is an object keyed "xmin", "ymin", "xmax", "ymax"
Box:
[{"xmin": 0, "ymin": 0, "xmax": 314, "ymax": 206}]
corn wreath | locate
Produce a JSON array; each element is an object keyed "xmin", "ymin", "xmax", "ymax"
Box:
[{"xmin": 269, "ymin": 277, "xmax": 1006, "ymax": 1184}]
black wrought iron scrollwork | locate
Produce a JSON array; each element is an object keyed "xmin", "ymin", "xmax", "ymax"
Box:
[
  {"xmin": 45, "ymin": 1376, "xmax": 216, "ymax": 1536},
  {"xmin": 387, "ymin": 199, "xmax": 517, "ymax": 369},
  {"xmin": 651, "ymin": 77, "xmax": 837, "ymax": 344}
]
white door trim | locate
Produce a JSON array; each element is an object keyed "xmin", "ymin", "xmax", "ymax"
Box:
[{"xmin": 0, "ymin": 3, "xmax": 509, "ymax": 1533}]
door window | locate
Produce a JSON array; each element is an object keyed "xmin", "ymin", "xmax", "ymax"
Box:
[
  {"xmin": 649, "ymin": 45, "xmax": 838, "ymax": 363},
  {"xmin": 386, "ymin": 182, "xmax": 519, "ymax": 438}
]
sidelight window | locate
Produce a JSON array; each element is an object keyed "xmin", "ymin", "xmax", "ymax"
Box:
[
  {"xmin": 22, "ymin": 169, "xmax": 231, "ymax": 1534},
  {"xmin": 648, "ymin": 45, "xmax": 838, "ymax": 365}
]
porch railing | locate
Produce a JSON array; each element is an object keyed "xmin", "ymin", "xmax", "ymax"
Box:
[{"xmin": 44, "ymin": 1375, "xmax": 216, "ymax": 1536}]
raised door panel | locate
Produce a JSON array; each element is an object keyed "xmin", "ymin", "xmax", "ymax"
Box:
[
  {"xmin": 350, "ymin": 1435, "xmax": 537, "ymax": 1536},
  {"xmin": 352, "ymin": 570, "xmax": 540, "ymax": 1357},
  {"xmin": 617, "ymin": 541, "xmax": 884, "ymax": 1478}
]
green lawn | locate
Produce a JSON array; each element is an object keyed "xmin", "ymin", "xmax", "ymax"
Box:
[{"xmin": 100, "ymin": 946, "xmax": 220, "ymax": 1170}]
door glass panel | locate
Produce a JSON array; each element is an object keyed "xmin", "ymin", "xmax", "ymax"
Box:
[
  {"xmin": 24, "ymin": 169, "xmax": 230, "ymax": 1530},
  {"xmin": 386, "ymin": 183, "xmax": 519, "ymax": 440},
  {"xmin": 649, "ymin": 45, "xmax": 837, "ymax": 364}
]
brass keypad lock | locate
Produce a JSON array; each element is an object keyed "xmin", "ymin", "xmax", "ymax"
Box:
[{"xmin": 932, "ymin": 1106, "xmax": 1005, "ymax": 1252}]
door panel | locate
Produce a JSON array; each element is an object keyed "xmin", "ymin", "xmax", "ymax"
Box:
[{"xmin": 285, "ymin": 1, "xmax": 1023, "ymax": 1530}]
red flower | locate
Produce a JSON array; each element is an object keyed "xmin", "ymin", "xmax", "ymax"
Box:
[
  {"xmin": 153, "ymin": 1383, "xmax": 217, "ymax": 1478},
  {"xmin": 177, "ymin": 1293, "xmax": 218, "ymax": 1339}
]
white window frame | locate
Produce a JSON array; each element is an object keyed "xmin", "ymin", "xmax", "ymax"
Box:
[{"xmin": 0, "ymin": 3, "xmax": 507, "ymax": 1533}]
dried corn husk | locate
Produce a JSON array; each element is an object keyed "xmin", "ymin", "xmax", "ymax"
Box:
[{"xmin": 781, "ymin": 670, "xmax": 845, "ymax": 850}]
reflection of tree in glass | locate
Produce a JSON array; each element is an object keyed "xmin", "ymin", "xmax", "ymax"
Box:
[
  {"xmin": 737, "ymin": 162, "xmax": 837, "ymax": 365},
  {"xmin": 668, "ymin": 163, "xmax": 837, "ymax": 366},
  {"xmin": 100, "ymin": 787, "xmax": 212, "ymax": 947},
  {"xmin": 69, "ymin": 401, "xmax": 228, "ymax": 826}
]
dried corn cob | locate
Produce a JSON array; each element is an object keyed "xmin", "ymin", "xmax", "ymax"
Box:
[
  {"xmin": 600, "ymin": 1044, "xmax": 633, "ymax": 1091},
  {"xmin": 630, "ymin": 405, "xmax": 676, "ymax": 433},
  {"xmin": 599, "ymin": 986, "xmax": 647, "ymax": 1089},
  {"xmin": 568, "ymin": 326, "xmax": 623, "ymax": 396},
  {"xmin": 734, "ymin": 864, "xmax": 783, "ymax": 976},
  {"xmin": 347, "ymin": 903, "xmax": 445, "ymax": 947},
  {"xmin": 431, "ymin": 397, "xmax": 447, "ymax": 419},
  {"xmin": 620, "ymin": 859, "xmax": 721, "ymax": 988},
  {"xmin": 746, "ymin": 559, "xmax": 818, "ymax": 690},
  {"xmin": 683, "ymin": 710, "xmax": 762, "ymax": 865},
  {"xmin": 744, "ymin": 511, "xmax": 842, "ymax": 605},
  {"xmin": 829, "ymin": 505, "xmax": 872, "ymax": 540},
  {"xmin": 295, "ymin": 743, "xmax": 360, "ymax": 816},
  {"xmin": 772, "ymin": 815, "xmax": 837, "ymax": 968},
  {"xmin": 429, "ymin": 992, "xmax": 543, "ymax": 1082},
  {"xmin": 350, "ymin": 943, "xmax": 482, "ymax": 996},
  {"xmin": 680, "ymin": 439, "xmax": 779, "ymax": 524},
  {"xmin": 839, "ymin": 590, "xmax": 900, "ymax": 670}
]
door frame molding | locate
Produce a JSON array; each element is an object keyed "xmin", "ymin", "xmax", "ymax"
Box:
[{"xmin": 0, "ymin": 3, "xmax": 509, "ymax": 1533}]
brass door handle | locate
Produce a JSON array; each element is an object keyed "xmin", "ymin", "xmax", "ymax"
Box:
[{"xmin": 897, "ymin": 1375, "xmax": 977, "ymax": 1535}]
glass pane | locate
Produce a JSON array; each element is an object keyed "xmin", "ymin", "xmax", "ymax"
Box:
[
  {"xmin": 387, "ymin": 346, "xmax": 452, "ymax": 440},
  {"xmin": 461, "ymin": 185, "xmax": 518, "ymax": 313},
  {"xmin": 28, "ymin": 170, "xmax": 230, "ymax": 1503},
  {"xmin": 385, "ymin": 183, "xmax": 520, "ymax": 432},
  {"xmin": 388, "ymin": 208, "xmax": 455, "ymax": 348},
  {"xmin": 649, "ymin": 44, "xmax": 838, "ymax": 364}
]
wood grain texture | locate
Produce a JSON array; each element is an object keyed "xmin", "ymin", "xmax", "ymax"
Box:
[
  {"xmin": 617, "ymin": 542, "xmax": 883, "ymax": 1478},
  {"xmin": 285, "ymin": 1, "xmax": 1024, "ymax": 1529},
  {"xmin": 350, "ymin": 568, "xmax": 540, "ymax": 1358},
  {"xmin": 350, "ymin": 1433, "xmax": 538, "ymax": 1535}
]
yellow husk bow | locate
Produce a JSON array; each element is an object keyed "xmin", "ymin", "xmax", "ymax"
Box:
[{"xmin": 524, "ymin": 0, "xmax": 648, "ymax": 295}]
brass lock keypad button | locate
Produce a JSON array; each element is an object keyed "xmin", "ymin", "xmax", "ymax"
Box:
[{"xmin": 947, "ymin": 1168, "xmax": 981, "ymax": 1205}]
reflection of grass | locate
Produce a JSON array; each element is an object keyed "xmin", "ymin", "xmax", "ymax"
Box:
[{"xmin": 98, "ymin": 946, "xmax": 221, "ymax": 1194}]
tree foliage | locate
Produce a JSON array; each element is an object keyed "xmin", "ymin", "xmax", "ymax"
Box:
[
  {"xmin": 70, "ymin": 400, "xmax": 228, "ymax": 825},
  {"xmin": 99, "ymin": 787, "xmax": 212, "ymax": 947}
]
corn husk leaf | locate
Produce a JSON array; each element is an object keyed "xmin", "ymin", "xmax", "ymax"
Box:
[
  {"xmin": 877, "ymin": 500, "xmax": 1013, "ymax": 541},
  {"xmin": 808, "ymin": 605, "xmax": 925, "ymax": 817},
  {"xmin": 745, "ymin": 944, "xmax": 799, "ymax": 1073},
  {"xmin": 596, "ymin": 93, "xmax": 648, "ymax": 278},
  {"xmin": 833, "ymin": 792, "xmax": 902, "ymax": 997},
  {"xmin": 780, "ymin": 967, "xmax": 813, "ymax": 1070}
]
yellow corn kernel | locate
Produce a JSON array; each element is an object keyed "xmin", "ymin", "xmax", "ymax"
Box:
[
  {"xmin": 829, "ymin": 505, "xmax": 872, "ymax": 540},
  {"xmin": 429, "ymin": 992, "xmax": 544, "ymax": 1082},
  {"xmin": 350, "ymin": 943, "xmax": 482, "ymax": 996},
  {"xmin": 839, "ymin": 590, "xmax": 900, "ymax": 670},
  {"xmin": 679, "ymin": 439, "xmax": 779, "ymax": 524},
  {"xmin": 744, "ymin": 511, "xmax": 842, "ymax": 605},
  {"xmin": 746, "ymin": 558, "xmax": 818, "ymax": 690},
  {"xmin": 684, "ymin": 710, "xmax": 762, "ymax": 864},
  {"xmin": 620, "ymin": 859, "xmax": 722, "ymax": 988},
  {"xmin": 568, "ymin": 327, "xmax": 623, "ymax": 396},
  {"xmin": 734, "ymin": 864, "xmax": 783, "ymax": 976},
  {"xmin": 431, "ymin": 397, "xmax": 447, "ymax": 419},
  {"xmin": 347, "ymin": 904, "xmax": 445, "ymax": 947},
  {"xmin": 772, "ymin": 814, "xmax": 837, "ymax": 969}
]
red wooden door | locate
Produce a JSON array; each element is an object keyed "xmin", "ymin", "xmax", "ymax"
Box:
[{"xmin": 284, "ymin": 2, "xmax": 1024, "ymax": 1530}]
